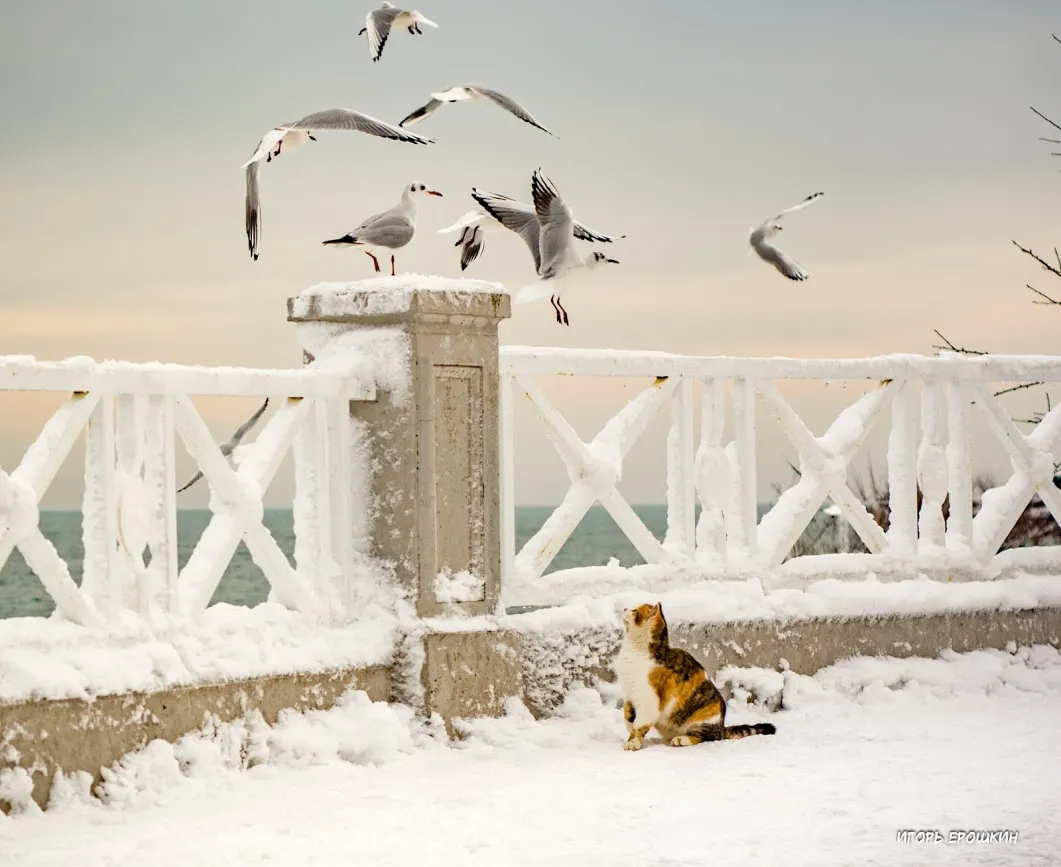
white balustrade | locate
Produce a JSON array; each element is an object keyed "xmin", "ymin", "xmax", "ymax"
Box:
[
  {"xmin": 0, "ymin": 355, "xmax": 375, "ymax": 631},
  {"xmin": 499, "ymin": 347, "xmax": 1061, "ymax": 607}
]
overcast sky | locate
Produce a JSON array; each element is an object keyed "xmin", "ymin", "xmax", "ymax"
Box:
[{"xmin": 1, "ymin": 0, "xmax": 1059, "ymax": 509}]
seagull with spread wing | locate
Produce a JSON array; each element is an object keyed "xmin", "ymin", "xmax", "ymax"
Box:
[
  {"xmin": 473, "ymin": 170, "xmax": 620, "ymax": 326},
  {"xmin": 177, "ymin": 399, "xmax": 270, "ymax": 494},
  {"xmin": 359, "ymin": 2, "xmax": 437, "ymax": 62},
  {"xmin": 399, "ymin": 86, "xmax": 555, "ymax": 136},
  {"xmin": 439, "ymin": 194, "xmax": 623, "ymax": 273},
  {"xmin": 748, "ymin": 191, "xmax": 825, "ymax": 281},
  {"xmin": 242, "ymin": 108, "xmax": 433, "ymax": 261}
]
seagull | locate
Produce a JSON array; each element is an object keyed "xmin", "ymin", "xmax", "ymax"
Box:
[
  {"xmin": 748, "ymin": 191, "xmax": 824, "ymax": 281},
  {"xmin": 439, "ymin": 196, "xmax": 623, "ymax": 272},
  {"xmin": 321, "ymin": 182, "xmax": 443, "ymax": 275},
  {"xmin": 359, "ymin": 2, "xmax": 437, "ymax": 62},
  {"xmin": 399, "ymin": 86, "xmax": 555, "ymax": 136},
  {"xmin": 478, "ymin": 170, "xmax": 620, "ymax": 326},
  {"xmin": 178, "ymin": 399, "xmax": 270, "ymax": 494},
  {"xmin": 242, "ymin": 108, "xmax": 433, "ymax": 261}
]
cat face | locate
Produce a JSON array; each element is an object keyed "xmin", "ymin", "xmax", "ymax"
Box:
[{"xmin": 621, "ymin": 602, "xmax": 664, "ymax": 635}]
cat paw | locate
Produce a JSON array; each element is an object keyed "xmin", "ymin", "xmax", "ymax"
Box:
[
  {"xmin": 623, "ymin": 739, "xmax": 643, "ymax": 751},
  {"xmin": 670, "ymin": 736, "xmax": 695, "ymax": 747}
]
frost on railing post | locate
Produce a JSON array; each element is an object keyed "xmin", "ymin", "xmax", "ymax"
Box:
[
  {"xmin": 917, "ymin": 380, "xmax": 948, "ymax": 549},
  {"xmin": 289, "ymin": 278, "xmax": 520, "ymax": 726},
  {"xmin": 694, "ymin": 378, "xmax": 728, "ymax": 566}
]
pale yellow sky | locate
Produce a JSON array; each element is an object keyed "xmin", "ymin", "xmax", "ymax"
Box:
[{"xmin": 1, "ymin": 1, "xmax": 1059, "ymax": 508}]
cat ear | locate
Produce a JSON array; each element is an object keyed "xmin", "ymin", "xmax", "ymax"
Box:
[{"xmin": 654, "ymin": 602, "xmax": 664, "ymax": 618}]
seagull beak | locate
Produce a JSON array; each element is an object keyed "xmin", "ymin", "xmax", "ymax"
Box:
[
  {"xmin": 605, "ymin": 257, "xmax": 620, "ymax": 264},
  {"xmin": 426, "ymin": 190, "xmax": 443, "ymax": 197}
]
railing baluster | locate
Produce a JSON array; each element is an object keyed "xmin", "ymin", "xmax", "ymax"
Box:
[
  {"xmin": 694, "ymin": 377, "xmax": 727, "ymax": 564},
  {"xmin": 730, "ymin": 378, "xmax": 758, "ymax": 563},
  {"xmin": 81, "ymin": 394, "xmax": 118, "ymax": 618},
  {"xmin": 664, "ymin": 375, "xmax": 696, "ymax": 560},
  {"xmin": 945, "ymin": 380, "xmax": 974, "ymax": 553},
  {"xmin": 917, "ymin": 380, "xmax": 948, "ymax": 549},
  {"xmin": 499, "ymin": 372, "xmax": 517, "ymax": 602},
  {"xmin": 886, "ymin": 381, "xmax": 919, "ymax": 556}
]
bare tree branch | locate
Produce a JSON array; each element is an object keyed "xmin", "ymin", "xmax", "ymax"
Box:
[
  {"xmin": 1029, "ymin": 284, "xmax": 1061, "ymax": 305},
  {"xmin": 994, "ymin": 381, "xmax": 1045, "ymax": 397},
  {"xmin": 1031, "ymin": 106, "xmax": 1061, "ymax": 134},
  {"xmin": 931, "ymin": 329, "xmax": 987, "ymax": 356},
  {"xmin": 1012, "ymin": 240, "xmax": 1061, "ymax": 278}
]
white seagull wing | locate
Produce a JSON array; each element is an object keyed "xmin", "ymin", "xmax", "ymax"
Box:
[
  {"xmin": 532, "ymin": 169, "xmax": 576, "ymax": 279},
  {"xmin": 225, "ymin": 398, "xmax": 271, "ymax": 449},
  {"xmin": 471, "ymin": 190, "xmax": 542, "ymax": 271},
  {"xmin": 398, "ymin": 98, "xmax": 444, "ymax": 128},
  {"xmin": 438, "ymin": 210, "xmax": 487, "ymax": 234},
  {"xmin": 766, "ymin": 191, "xmax": 825, "ymax": 225},
  {"xmin": 469, "ymin": 86, "xmax": 555, "ymax": 136},
  {"xmin": 283, "ymin": 108, "xmax": 433, "ymax": 144},
  {"xmin": 364, "ymin": 5, "xmax": 402, "ymax": 61},
  {"xmin": 244, "ymin": 161, "xmax": 262, "ymax": 261},
  {"xmin": 753, "ymin": 238, "xmax": 809, "ymax": 281}
]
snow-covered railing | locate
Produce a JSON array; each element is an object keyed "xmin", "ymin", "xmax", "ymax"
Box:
[
  {"xmin": 0, "ymin": 356, "xmax": 375, "ymax": 630},
  {"xmin": 499, "ymin": 347, "xmax": 1061, "ymax": 606}
]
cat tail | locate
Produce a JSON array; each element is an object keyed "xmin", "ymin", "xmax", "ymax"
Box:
[{"xmin": 722, "ymin": 723, "xmax": 776, "ymax": 739}]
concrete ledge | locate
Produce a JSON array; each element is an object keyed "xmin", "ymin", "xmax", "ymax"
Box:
[
  {"xmin": 422, "ymin": 630, "xmax": 523, "ymax": 734},
  {"xmin": 0, "ymin": 665, "xmax": 389, "ymax": 812},
  {"xmin": 514, "ymin": 607, "xmax": 1061, "ymax": 717}
]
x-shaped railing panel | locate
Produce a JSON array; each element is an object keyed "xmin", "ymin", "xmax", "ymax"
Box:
[
  {"xmin": 755, "ymin": 380, "xmax": 898, "ymax": 567},
  {"xmin": 173, "ymin": 395, "xmax": 321, "ymax": 617},
  {"xmin": 511, "ymin": 374, "xmax": 680, "ymax": 583},
  {"xmin": 0, "ymin": 392, "xmax": 104, "ymax": 627}
]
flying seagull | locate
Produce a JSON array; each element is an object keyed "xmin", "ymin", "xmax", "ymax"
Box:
[
  {"xmin": 242, "ymin": 108, "xmax": 433, "ymax": 261},
  {"xmin": 178, "ymin": 398, "xmax": 270, "ymax": 494},
  {"xmin": 322, "ymin": 182, "xmax": 443, "ymax": 275},
  {"xmin": 477, "ymin": 170, "xmax": 620, "ymax": 326},
  {"xmin": 748, "ymin": 191, "xmax": 825, "ymax": 281},
  {"xmin": 399, "ymin": 86, "xmax": 555, "ymax": 137},
  {"xmin": 359, "ymin": 2, "xmax": 438, "ymax": 62},
  {"xmin": 439, "ymin": 196, "xmax": 623, "ymax": 272}
]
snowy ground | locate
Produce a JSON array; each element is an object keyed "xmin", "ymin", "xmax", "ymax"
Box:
[{"xmin": 2, "ymin": 646, "xmax": 1059, "ymax": 867}]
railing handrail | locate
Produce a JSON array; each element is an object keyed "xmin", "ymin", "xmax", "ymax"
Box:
[
  {"xmin": 500, "ymin": 345, "xmax": 1061, "ymax": 382},
  {"xmin": 0, "ymin": 356, "xmax": 375, "ymax": 399}
]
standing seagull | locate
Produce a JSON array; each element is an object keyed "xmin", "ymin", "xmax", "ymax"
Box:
[
  {"xmin": 322, "ymin": 182, "xmax": 443, "ymax": 275},
  {"xmin": 242, "ymin": 108, "xmax": 433, "ymax": 261},
  {"xmin": 359, "ymin": 2, "xmax": 438, "ymax": 62},
  {"xmin": 439, "ymin": 195, "xmax": 623, "ymax": 272},
  {"xmin": 178, "ymin": 399, "xmax": 270, "ymax": 494},
  {"xmin": 749, "ymin": 192, "xmax": 825, "ymax": 281},
  {"xmin": 480, "ymin": 170, "xmax": 620, "ymax": 326},
  {"xmin": 399, "ymin": 86, "xmax": 555, "ymax": 136}
]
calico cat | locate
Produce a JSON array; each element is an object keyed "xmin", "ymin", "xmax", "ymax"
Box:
[{"xmin": 615, "ymin": 602, "xmax": 777, "ymax": 750}]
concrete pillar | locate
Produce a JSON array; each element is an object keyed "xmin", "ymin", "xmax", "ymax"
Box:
[{"xmin": 288, "ymin": 279, "xmax": 522, "ymax": 724}]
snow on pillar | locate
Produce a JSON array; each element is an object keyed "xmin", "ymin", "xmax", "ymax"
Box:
[{"xmin": 287, "ymin": 278, "xmax": 512, "ymax": 621}]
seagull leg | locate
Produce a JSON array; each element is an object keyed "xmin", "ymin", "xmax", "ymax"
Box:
[
  {"xmin": 390, "ymin": 255, "xmax": 396, "ymax": 276},
  {"xmin": 408, "ymin": 25, "xmax": 416, "ymax": 33},
  {"xmin": 365, "ymin": 251, "xmax": 380, "ymax": 273},
  {"xmin": 414, "ymin": 23, "xmax": 422, "ymax": 34},
  {"xmin": 550, "ymin": 296, "xmax": 562, "ymax": 325},
  {"xmin": 558, "ymin": 298, "xmax": 570, "ymax": 326}
]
